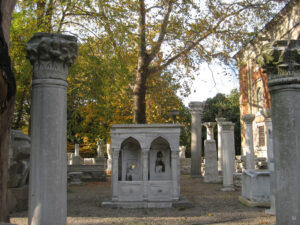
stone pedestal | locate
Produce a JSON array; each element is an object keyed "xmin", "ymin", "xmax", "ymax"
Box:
[
  {"xmin": 103, "ymin": 124, "xmax": 182, "ymax": 208},
  {"xmin": 203, "ymin": 140, "xmax": 219, "ymax": 183},
  {"xmin": 239, "ymin": 170, "xmax": 270, "ymax": 207},
  {"xmin": 203, "ymin": 122, "xmax": 219, "ymax": 183},
  {"xmin": 220, "ymin": 122, "xmax": 235, "ymax": 191},
  {"xmin": 26, "ymin": 33, "xmax": 78, "ymax": 225},
  {"xmin": 216, "ymin": 118, "xmax": 226, "ymax": 174},
  {"xmin": 258, "ymin": 40, "xmax": 300, "ymax": 224},
  {"xmin": 72, "ymin": 144, "xmax": 83, "ymax": 165},
  {"xmin": 241, "ymin": 114, "xmax": 255, "ymax": 170},
  {"xmin": 189, "ymin": 102, "xmax": 204, "ymax": 177}
]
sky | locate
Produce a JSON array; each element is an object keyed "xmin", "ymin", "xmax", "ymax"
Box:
[{"xmin": 181, "ymin": 62, "xmax": 239, "ymax": 106}]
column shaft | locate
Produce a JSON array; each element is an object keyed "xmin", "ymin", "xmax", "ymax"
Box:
[
  {"xmin": 189, "ymin": 102, "xmax": 204, "ymax": 177},
  {"xmin": 26, "ymin": 33, "xmax": 77, "ymax": 225},
  {"xmin": 258, "ymin": 40, "xmax": 300, "ymax": 224}
]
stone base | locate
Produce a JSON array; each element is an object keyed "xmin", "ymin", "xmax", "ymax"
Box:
[
  {"xmin": 102, "ymin": 197, "xmax": 193, "ymax": 209},
  {"xmin": 8, "ymin": 185, "xmax": 28, "ymax": 212},
  {"xmin": 68, "ymin": 165, "xmax": 106, "ymax": 181},
  {"xmin": 241, "ymin": 170, "xmax": 270, "ymax": 203},
  {"xmin": 72, "ymin": 155, "xmax": 84, "ymax": 165},
  {"xmin": 221, "ymin": 185, "xmax": 235, "ymax": 192},
  {"xmin": 238, "ymin": 195, "xmax": 270, "ymax": 208}
]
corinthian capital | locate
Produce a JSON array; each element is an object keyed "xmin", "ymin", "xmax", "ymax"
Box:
[
  {"xmin": 189, "ymin": 101, "xmax": 204, "ymax": 114},
  {"xmin": 257, "ymin": 40, "xmax": 300, "ymax": 87},
  {"xmin": 26, "ymin": 33, "xmax": 78, "ymax": 80}
]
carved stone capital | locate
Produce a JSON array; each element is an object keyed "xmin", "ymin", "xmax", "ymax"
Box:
[
  {"xmin": 241, "ymin": 114, "xmax": 255, "ymax": 124},
  {"xmin": 220, "ymin": 122, "xmax": 235, "ymax": 131},
  {"xmin": 188, "ymin": 101, "xmax": 204, "ymax": 114},
  {"xmin": 257, "ymin": 40, "xmax": 300, "ymax": 87},
  {"xmin": 26, "ymin": 33, "xmax": 78, "ymax": 80},
  {"xmin": 203, "ymin": 122, "xmax": 217, "ymax": 129},
  {"xmin": 215, "ymin": 117, "xmax": 226, "ymax": 124}
]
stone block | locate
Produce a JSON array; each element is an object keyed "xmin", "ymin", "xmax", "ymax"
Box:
[
  {"xmin": 241, "ymin": 170, "xmax": 270, "ymax": 204},
  {"xmin": 8, "ymin": 185, "xmax": 28, "ymax": 212}
]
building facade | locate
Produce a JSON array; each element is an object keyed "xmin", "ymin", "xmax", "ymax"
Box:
[{"xmin": 235, "ymin": 0, "xmax": 300, "ymax": 159}]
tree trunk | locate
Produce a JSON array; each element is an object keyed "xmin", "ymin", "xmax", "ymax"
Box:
[
  {"xmin": 133, "ymin": 70, "xmax": 147, "ymax": 124},
  {"xmin": 0, "ymin": 0, "xmax": 16, "ymax": 222}
]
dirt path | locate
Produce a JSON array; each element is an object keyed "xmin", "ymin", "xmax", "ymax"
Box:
[{"xmin": 10, "ymin": 175, "xmax": 275, "ymax": 225}]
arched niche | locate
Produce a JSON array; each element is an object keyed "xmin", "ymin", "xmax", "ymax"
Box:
[
  {"xmin": 119, "ymin": 137, "xmax": 142, "ymax": 181},
  {"xmin": 149, "ymin": 137, "xmax": 171, "ymax": 180}
]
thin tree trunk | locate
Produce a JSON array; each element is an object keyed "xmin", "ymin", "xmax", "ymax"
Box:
[{"xmin": 0, "ymin": 0, "xmax": 16, "ymax": 222}]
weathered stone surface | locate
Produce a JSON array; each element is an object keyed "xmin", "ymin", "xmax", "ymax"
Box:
[
  {"xmin": 216, "ymin": 117, "xmax": 226, "ymax": 174},
  {"xmin": 8, "ymin": 130, "xmax": 30, "ymax": 188},
  {"xmin": 262, "ymin": 109, "xmax": 275, "ymax": 215},
  {"xmin": 26, "ymin": 33, "xmax": 77, "ymax": 225},
  {"xmin": 220, "ymin": 122, "xmax": 235, "ymax": 191},
  {"xmin": 189, "ymin": 101, "xmax": 204, "ymax": 177},
  {"xmin": 179, "ymin": 146, "xmax": 186, "ymax": 159},
  {"xmin": 203, "ymin": 122, "xmax": 216, "ymax": 140},
  {"xmin": 106, "ymin": 144, "xmax": 112, "ymax": 175},
  {"xmin": 241, "ymin": 114, "xmax": 255, "ymax": 170},
  {"xmin": 8, "ymin": 186, "xmax": 28, "ymax": 213},
  {"xmin": 259, "ymin": 40, "xmax": 300, "ymax": 224},
  {"xmin": 241, "ymin": 170, "xmax": 270, "ymax": 204},
  {"xmin": 204, "ymin": 140, "xmax": 219, "ymax": 183},
  {"xmin": 103, "ymin": 124, "xmax": 181, "ymax": 208}
]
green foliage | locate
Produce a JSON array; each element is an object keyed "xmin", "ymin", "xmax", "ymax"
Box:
[{"xmin": 202, "ymin": 89, "xmax": 241, "ymax": 155}]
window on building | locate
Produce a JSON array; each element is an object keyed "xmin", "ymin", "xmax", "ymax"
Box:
[{"xmin": 258, "ymin": 126, "xmax": 265, "ymax": 147}]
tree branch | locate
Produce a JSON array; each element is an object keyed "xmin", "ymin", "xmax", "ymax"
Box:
[
  {"xmin": 147, "ymin": 0, "xmax": 173, "ymax": 64},
  {"xmin": 138, "ymin": 0, "xmax": 147, "ymax": 63}
]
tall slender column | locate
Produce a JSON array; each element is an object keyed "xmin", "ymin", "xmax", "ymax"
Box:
[
  {"xmin": 189, "ymin": 101, "xmax": 204, "ymax": 177},
  {"xmin": 258, "ymin": 40, "xmax": 300, "ymax": 224},
  {"xmin": 216, "ymin": 117, "xmax": 226, "ymax": 174},
  {"xmin": 241, "ymin": 114, "xmax": 255, "ymax": 170},
  {"xmin": 220, "ymin": 122, "xmax": 235, "ymax": 191},
  {"xmin": 142, "ymin": 149, "xmax": 148, "ymax": 201},
  {"xmin": 171, "ymin": 148, "xmax": 180, "ymax": 200},
  {"xmin": 26, "ymin": 33, "xmax": 77, "ymax": 225},
  {"xmin": 203, "ymin": 122, "xmax": 218, "ymax": 183},
  {"xmin": 263, "ymin": 109, "xmax": 275, "ymax": 215},
  {"xmin": 111, "ymin": 148, "xmax": 119, "ymax": 201}
]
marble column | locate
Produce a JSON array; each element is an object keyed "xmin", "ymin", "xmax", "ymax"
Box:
[
  {"xmin": 189, "ymin": 101, "xmax": 204, "ymax": 177},
  {"xmin": 111, "ymin": 148, "xmax": 119, "ymax": 201},
  {"xmin": 241, "ymin": 114, "xmax": 255, "ymax": 170},
  {"xmin": 106, "ymin": 144, "xmax": 112, "ymax": 174},
  {"xmin": 203, "ymin": 122, "xmax": 218, "ymax": 183},
  {"xmin": 263, "ymin": 109, "xmax": 275, "ymax": 215},
  {"xmin": 142, "ymin": 149, "xmax": 148, "ymax": 201},
  {"xmin": 220, "ymin": 122, "xmax": 235, "ymax": 191},
  {"xmin": 26, "ymin": 33, "xmax": 78, "ymax": 225},
  {"xmin": 171, "ymin": 148, "xmax": 180, "ymax": 200},
  {"xmin": 179, "ymin": 146, "xmax": 186, "ymax": 159},
  {"xmin": 216, "ymin": 117, "xmax": 226, "ymax": 173},
  {"xmin": 258, "ymin": 40, "xmax": 300, "ymax": 224}
]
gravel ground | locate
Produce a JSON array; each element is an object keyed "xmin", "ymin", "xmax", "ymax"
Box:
[{"xmin": 10, "ymin": 175, "xmax": 275, "ymax": 225}]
